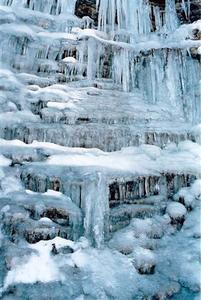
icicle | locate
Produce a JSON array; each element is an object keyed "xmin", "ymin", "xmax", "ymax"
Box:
[
  {"xmin": 113, "ymin": 48, "xmax": 130, "ymax": 92},
  {"xmin": 181, "ymin": 0, "xmax": 191, "ymax": 20},
  {"xmin": 97, "ymin": 0, "xmax": 153, "ymax": 37},
  {"xmin": 165, "ymin": 0, "xmax": 179, "ymax": 32},
  {"xmin": 83, "ymin": 172, "xmax": 109, "ymax": 248},
  {"xmin": 153, "ymin": 5, "xmax": 163, "ymax": 32},
  {"xmin": 87, "ymin": 38, "xmax": 97, "ymax": 81}
]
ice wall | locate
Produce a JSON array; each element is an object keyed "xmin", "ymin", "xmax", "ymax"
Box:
[
  {"xmin": 112, "ymin": 48, "xmax": 200, "ymax": 122},
  {"xmin": 0, "ymin": 0, "xmax": 200, "ymax": 123},
  {"xmin": 93, "ymin": 0, "xmax": 201, "ymax": 123}
]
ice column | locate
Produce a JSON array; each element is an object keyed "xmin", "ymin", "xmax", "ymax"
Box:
[
  {"xmin": 97, "ymin": 0, "xmax": 152, "ymax": 37},
  {"xmin": 165, "ymin": 0, "xmax": 179, "ymax": 32},
  {"xmin": 181, "ymin": 0, "xmax": 191, "ymax": 19},
  {"xmin": 83, "ymin": 172, "xmax": 109, "ymax": 248}
]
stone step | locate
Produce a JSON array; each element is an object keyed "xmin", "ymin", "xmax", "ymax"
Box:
[
  {"xmin": 20, "ymin": 164, "xmax": 197, "ymax": 236},
  {"xmin": 21, "ymin": 168, "xmax": 196, "ymax": 202},
  {"xmin": 0, "ymin": 123, "xmax": 191, "ymax": 151}
]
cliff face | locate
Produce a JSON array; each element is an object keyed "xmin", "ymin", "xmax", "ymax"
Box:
[
  {"xmin": 75, "ymin": 0, "xmax": 201, "ymax": 24},
  {"xmin": 176, "ymin": 0, "xmax": 201, "ymax": 22}
]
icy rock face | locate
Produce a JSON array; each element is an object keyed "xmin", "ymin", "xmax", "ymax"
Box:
[
  {"xmin": 178, "ymin": 0, "xmax": 201, "ymax": 22},
  {"xmin": 0, "ymin": 190, "xmax": 83, "ymax": 243},
  {"xmin": 0, "ymin": 0, "xmax": 200, "ymax": 148},
  {"xmin": 92, "ymin": 0, "xmax": 201, "ymax": 123}
]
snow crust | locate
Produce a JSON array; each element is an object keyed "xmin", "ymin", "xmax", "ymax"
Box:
[
  {"xmin": 46, "ymin": 140, "xmax": 201, "ymax": 176},
  {"xmin": 0, "ymin": 138, "xmax": 200, "ymax": 176}
]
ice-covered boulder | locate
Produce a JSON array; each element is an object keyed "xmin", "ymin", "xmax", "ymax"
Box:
[
  {"xmin": 174, "ymin": 179, "xmax": 201, "ymax": 210},
  {"xmin": 0, "ymin": 190, "xmax": 83, "ymax": 243},
  {"xmin": 166, "ymin": 202, "xmax": 187, "ymax": 229},
  {"xmin": 174, "ymin": 187, "xmax": 195, "ymax": 210},
  {"xmin": 132, "ymin": 247, "xmax": 156, "ymax": 275}
]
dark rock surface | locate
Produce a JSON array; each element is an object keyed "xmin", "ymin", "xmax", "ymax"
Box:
[{"xmin": 75, "ymin": 0, "xmax": 97, "ymax": 24}]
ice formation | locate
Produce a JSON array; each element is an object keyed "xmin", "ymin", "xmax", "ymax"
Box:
[{"xmin": 0, "ymin": 0, "xmax": 200, "ymax": 299}]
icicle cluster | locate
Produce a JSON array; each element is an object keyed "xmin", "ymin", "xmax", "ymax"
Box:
[
  {"xmin": 90, "ymin": 0, "xmax": 200, "ymax": 123},
  {"xmin": 0, "ymin": 0, "xmax": 76, "ymax": 14}
]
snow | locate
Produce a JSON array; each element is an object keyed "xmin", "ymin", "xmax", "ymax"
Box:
[
  {"xmin": 174, "ymin": 179, "xmax": 201, "ymax": 208},
  {"xmin": 166, "ymin": 202, "xmax": 187, "ymax": 219},
  {"xmin": 47, "ymin": 101, "xmax": 76, "ymax": 110},
  {"xmin": 4, "ymin": 248, "xmax": 61, "ymax": 287},
  {"xmin": 3, "ymin": 237, "xmax": 75, "ymax": 289},
  {"xmin": 43, "ymin": 189, "xmax": 64, "ymax": 197},
  {"xmin": 191, "ymin": 124, "xmax": 201, "ymax": 144},
  {"xmin": 156, "ymin": 202, "xmax": 201, "ymax": 292},
  {"xmin": 0, "ymin": 176, "xmax": 23, "ymax": 194},
  {"xmin": 46, "ymin": 141, "xmax": 201, "ymax": 176},
  {"xmin": 2, "ymin": 138, "xmax": 199, "ymax": 179},
  {"xmin": 174, "ymin": 187, "xmax": 195, "ymax": 208},
  {"xmin": 38, "ymin": 217, "xmax": 53, "ymax": 223},
  {"xmin": 62, "ymin": 57, "xmax": 77, "ymax": 64},
  {"xmin": 2, "ymin": 194, "xmax": 199, "ymax": 298},
  {"xmin": 191, "ymin": 180, "xmax": 201, "ymax": 199},
  {"xmin": 132, "ymin": 246, "xmax": 156, "ymax": 271},
  {"xmin": 0, "ymin": 154, "xmax": 11, "ymax": 167},
  {"xmin": 0, "ymin": 189, "xmax": 200, "ymax": 299}
]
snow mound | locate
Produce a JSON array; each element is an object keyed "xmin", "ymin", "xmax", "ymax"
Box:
[{"xmin": 166, "ymin": 202, "xmax": 187, "ymax": 219}]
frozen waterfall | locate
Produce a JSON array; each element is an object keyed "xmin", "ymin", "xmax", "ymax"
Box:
[{"xmin": 0, "ymin": 0, "xmax": 200, "ymax": 299}]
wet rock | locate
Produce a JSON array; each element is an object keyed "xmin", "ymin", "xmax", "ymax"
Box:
[
  {"xmin": 109, "ymin": 176, "xmax": 160, "ymax": 208},
  {"xmin": 59, "ymin": 245, "xmax": 74, "ymax": 254},
  {"xmin": 41, "ymin": 207, "xmax": 69, "ymax": 225},
  {"xmin": 24, "ymin": 225, "xmax": 71, "ymax": 244},
  {"xmin": 75, "ymin": 0, "xmax": 97, "ymax": 25},
  {"xmin": 51, "ymin": 243, "xmax": 58, "ymax": 255},
  {"xmin": 0, "ymin": 191, "xmax": 82, "ymax": 243},
  {"xmin": 150, "ymin": 0, "xmax": 201, "ymax": 23}
]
